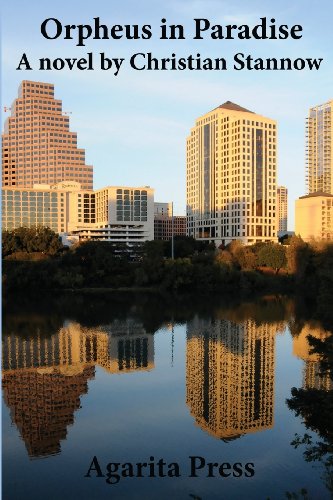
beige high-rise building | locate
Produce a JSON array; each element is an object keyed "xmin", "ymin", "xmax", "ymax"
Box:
[
  {"xmin": 2, "ymin": 80, "xmax": 93, "ymax": 190},
  {"xmin": 305, "ymin": 100, "xmax": 333, "ymax": 195},
  {"xmin": 277, "ymin": 186, "xmax": 288, "ymax": 233},
  {"xmin": 186, "ymin": 101, "xmax": 277, "ymax": 246}
]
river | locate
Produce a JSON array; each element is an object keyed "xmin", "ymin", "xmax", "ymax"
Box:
[{"xmin": 2, "ymin": 293, "xmax": 332, "ymax": 499}]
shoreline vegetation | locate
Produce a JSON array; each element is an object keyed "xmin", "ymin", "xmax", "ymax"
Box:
[{"xmin": 2, "ymin": 228, "xmax": 333, "ymax": 308}]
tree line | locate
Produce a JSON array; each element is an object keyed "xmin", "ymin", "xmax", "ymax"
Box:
[{"xmin": 2, "ymin": 228, "xmax": 333, "ymax": 306}]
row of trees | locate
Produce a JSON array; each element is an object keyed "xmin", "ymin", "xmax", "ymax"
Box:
[{"xmin": 2, "ymin": 229, "xmax": 333, "ymax": 303}]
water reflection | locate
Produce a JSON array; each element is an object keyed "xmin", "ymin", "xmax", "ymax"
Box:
[
  {"xmin": 3, "ymin": 294, "xmax": 333, "ymax": 498},
  {"xmin": 292, "ymin": 322, "xmax": 333, "ymax": 391},
  {"xmin": 2, "ymin": 319, "xmax": 154, "ymax": 458},
  {"xmin": 2, "ymin": 295, "xmax": 330, "ymax": 459},
  {"xmin": 186, "ymin": 317, "xmax": 285, "ymax": 440},
  {"xmin": 287, "ymin": 321, "xmax": 333, "ymax": 495},
  {"xmin": 2, "ymin": 366, "xmax": 95, "ymax": 458}
]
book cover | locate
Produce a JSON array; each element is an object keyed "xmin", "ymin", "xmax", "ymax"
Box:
[{"xmin": 2, "ymin": 1, "xmax": 333, "ymax": 499}]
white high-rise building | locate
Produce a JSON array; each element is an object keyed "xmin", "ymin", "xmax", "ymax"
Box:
[{"xmin": 305, "ymin": 100, "xmax": 333, "ymax": 195}]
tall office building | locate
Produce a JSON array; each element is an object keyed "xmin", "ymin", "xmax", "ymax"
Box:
[
  {"xmin": 305, "ymin": 100, "xmax": 333, "ymax": 195},
  {"xmin": 186, "ymin": 101, "xmax": 277, "ymax": 246},
  {"xmin": 2, "ymin": 80, "xmax": 93, "ymax": 189},
  {"xmin": 277, "ymin": 186, "xmax": 288, "ymax": 233}
]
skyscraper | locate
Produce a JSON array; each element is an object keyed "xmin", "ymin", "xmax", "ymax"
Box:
[
  {"xmin": 305, "ymin": 100, "xmax": 333, "ymax": 195},
  {"xmin": 2, "ymin": 80, "xmax": 93, "ymax": 189},
  {"xmin": 186, "ymin": 101, "xmax": 277, "ymax": 246},
  {"xmin": 277, "ymin": 186, "xmax": 288, "ymax": 233}
]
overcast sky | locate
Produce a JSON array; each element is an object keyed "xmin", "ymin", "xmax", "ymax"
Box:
[{"xmin": 2, "ymin": 0, "xmax": 333, "ymax": 227}]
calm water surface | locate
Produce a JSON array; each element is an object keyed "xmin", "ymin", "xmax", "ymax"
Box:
[{"xmin": 2, "ymin": 293, "xmax": 332, "ymax": 499}]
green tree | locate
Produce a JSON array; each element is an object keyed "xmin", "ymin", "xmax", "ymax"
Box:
[
  {"xmin": 234, "ymin": 246, "xmax": 257, "ymax": 270},
  {"xmin": 257, "ymin": 243, "xmax": 286, "ymax": 274},
  {"xmin": 2, "ymin": 226, "xmax": 63, "ymax": 257}
]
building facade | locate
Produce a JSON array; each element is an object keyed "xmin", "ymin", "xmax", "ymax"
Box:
[
  {"xmin": 1, "ymin": 182, "xmax": 79, "ymax": 234},
  {"xmin": 154, "ymin": 202, "xmax": 186, "ymax": 240},
  {"xmin": 305, "ymin": 100, "xmax": 333, "ymax": 195},
  {"xmin": 2, "ymin": 183, "xmax": 155, "ymax": 244},
  {"xmin": 2, "ymin": 80, "xmax": 93, "ymax": 190},
  {"xmin": 295, "ymin": 192, "xmax": 333, "ymax": 241},
  {"xmin": 70, "ymin": 185, "xmax": 154, "ymax": 243},
  {"xmin": 154, "ymin": 216, "xmax": 187, "ymax": 241},
  {"xmin": 186, "ymin": 101, "xmax": 277, "ymax": 246},
  {"xmin": 154, "ymin": 202, "xmax": 172, "ymax": 217},
  {"xmin": 277, "ymin": 185, "xmax": 288, "ymax": 234}
]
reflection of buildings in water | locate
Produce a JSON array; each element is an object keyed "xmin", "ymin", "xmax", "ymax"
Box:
[
  {"xmin": 186, "ymin": 317, "xmax": 279, "ymax": 440},
  {"xmin": 2, "ymin": 320, "xmax": 155, "ymax": 458},
  {"xmin": 97, "ymin": 319, "xmax": 154, "ymax": 373},
  {"xmin": 293, "ymin": 323, "xmax": 332, "ymax": 391},
  {"xmin": 2, "ymin": 320, "xmax": 154, "ymax": 374},
  {"xmin": 2, "ymin": 366, "xmax": 95, "ymax": 458}
]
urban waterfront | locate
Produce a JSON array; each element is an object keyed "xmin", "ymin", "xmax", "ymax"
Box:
[{"xmin": 2, "ymin": 293, "xmax": 332, "ymax": 500}]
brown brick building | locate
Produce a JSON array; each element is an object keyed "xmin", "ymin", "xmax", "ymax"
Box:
[{"xmin": 154, "ymin": 202, "xmax": 186, "ymax": 240}]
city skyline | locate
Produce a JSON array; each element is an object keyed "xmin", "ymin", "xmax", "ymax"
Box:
[
  {"xmin": 2, "ymin": 0, "xmax": 333, "ymax": 229},
  {"xmin": 2, "ymin": 79, "xmax": 332, "ymax": 242}
]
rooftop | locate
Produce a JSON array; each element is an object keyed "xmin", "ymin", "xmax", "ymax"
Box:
[
  {"xmin": 213, "ymin": 101, "xmax": 254, "ymax": 114},
  {"xmin": 299, "ymin": 192, "xmax": 333, "ymax": 199}
]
